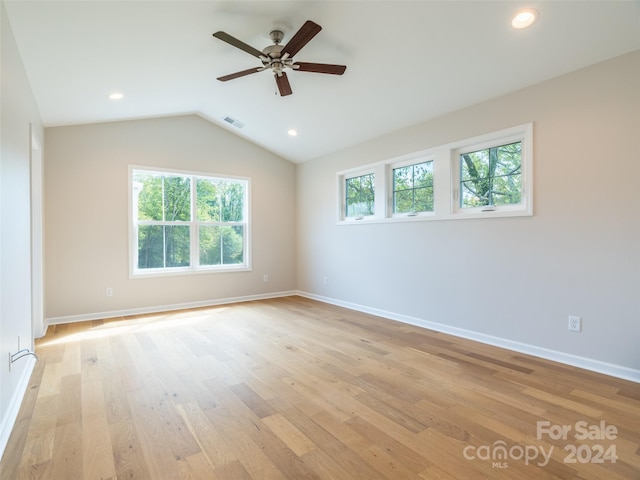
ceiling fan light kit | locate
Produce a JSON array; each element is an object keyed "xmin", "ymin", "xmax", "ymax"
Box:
[{"xmin": 213, "ymin": 20, "xmax": 347, "ymax": 96}]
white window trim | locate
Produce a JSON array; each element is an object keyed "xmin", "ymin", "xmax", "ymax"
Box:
[
  {"xmin": 450, "ymin": 123, "xmax": 533, "ymax": 218},
  {"xmin": 128, "ymin": 165, "xmax": 251, "ymax": 278},
  {"xmin": 337, "ymin": 123, "xmax": 533, "ymax": 225}
]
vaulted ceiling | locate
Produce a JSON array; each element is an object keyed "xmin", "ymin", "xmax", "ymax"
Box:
[{"xmin": 5, "ymin": 1, "xmax": 640, "ymax": 163}]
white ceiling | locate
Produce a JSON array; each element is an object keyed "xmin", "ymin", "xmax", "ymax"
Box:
[{"xmin": 5, "ymin": 1, "xmax": 640, "ymax": 163}]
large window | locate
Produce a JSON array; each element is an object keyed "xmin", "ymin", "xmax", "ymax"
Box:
[{"xmin": 130, "ymin": 167, "xmax": 249, "ymax": 276}]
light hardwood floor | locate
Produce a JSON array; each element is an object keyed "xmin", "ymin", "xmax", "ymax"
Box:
[{"xmin": 1, "ymin": 296, "xmax": 639, "ymax": 479}]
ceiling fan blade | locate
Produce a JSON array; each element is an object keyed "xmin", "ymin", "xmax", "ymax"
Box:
[
  {"xmin": 213, "ymin": 31, "xmax": 265, "ymax": 58},
  {"xmin": 280, "ymin": 20, "xmax": 322, "ymax": 59},
  {"xmin": 275, "ymin": 72, "xmax": 292, "ymax": 96},
  {"xmin": 217, "ymin": 68, "xmax": 263, "ymax": 82},
  {"xmin": 293, "ymin": 62, "xmax": 346, "ymax": 75}
]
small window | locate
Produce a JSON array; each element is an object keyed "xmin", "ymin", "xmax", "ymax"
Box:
[
  {"xmin": 460, "ymin": 142, "xmax": 522, "ymax": 208},
  {"xmin": 393, "ymin": 160, "xmax": 434, "ymax": 215},
  {"xmin": 337, "ymin": 122, "xmax": 532, "ymax": 224},
  {"xmin": 345, "ymin": 172, "xmax": 375, "ymax": 219}
]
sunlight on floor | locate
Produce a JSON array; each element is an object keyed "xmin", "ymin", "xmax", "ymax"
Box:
[{"xmin": 38, "ymin": 307, "xmax": 231, "ymax": 347}]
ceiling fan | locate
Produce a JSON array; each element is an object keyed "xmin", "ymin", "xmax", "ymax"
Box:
[{"xmin": 212, "ymin": 20, "xmax": 346, "ymax": 96}]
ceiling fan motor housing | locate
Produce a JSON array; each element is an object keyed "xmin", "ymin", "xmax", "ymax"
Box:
[
  {"xmin": 262, "ymin": 32, "xmax": 290, "ymax": 74},
  {"xmin": 262, "ymin": 44, "xmax": 284, "ymax": 59}
]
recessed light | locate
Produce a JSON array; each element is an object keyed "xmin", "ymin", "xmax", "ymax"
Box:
[
  {"xmin": 287, "ymin": 129, "xmax": 298, "ymax": 137},
  {"xmin": 512, "ymin": 8, "xmax": 538, "ymax": 29},
  {"xmin": 109, "ymin": 92, "xmax": 124, "ymax": 100}
]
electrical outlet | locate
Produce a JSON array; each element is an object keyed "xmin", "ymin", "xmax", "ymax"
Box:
[
  {"xmin": 106, "ymin": 287, "xmax": 113, "ymax": 297},
  {"xmin": 568, "ymin": 315, "xmax": 582, "ymax": 332},
  {"xmin": 263, "ymin": 275, "xmax": 269, "ymax": 283},
  {"xmin": 323, "ymin": 276, "xmax": 328, "ymax": 285}
]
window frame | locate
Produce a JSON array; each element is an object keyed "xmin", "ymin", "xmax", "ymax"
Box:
[
  {"xmin": 336, "ymin": 123, "xmax": 533, "ymax": 225},
  {"xmin": 451, "ymin": 124, "xmax": 532, "ymax": 218},
  {"xmin": 129, "ymin": 166, "xmax": 251, "ymax": 278}
]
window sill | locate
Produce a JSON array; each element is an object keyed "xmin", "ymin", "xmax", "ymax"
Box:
[
  {"xmin": 131, "ymin": 265, "xmax": 251, "ymax": 279},
  {"xmin": 337, "ymin": 207, "xmax": 531, "ymax": 225}
]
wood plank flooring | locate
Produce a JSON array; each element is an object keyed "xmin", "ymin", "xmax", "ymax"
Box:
[{"xmin": 1, "ymin": 296, "xmax": 639, "ymax": 479}]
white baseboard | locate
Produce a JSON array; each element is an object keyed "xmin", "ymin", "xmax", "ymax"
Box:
[
  {"xmin": 0, "ymin": 357, "xmax": 36, "ymax": 460},
  {"xmin": 296, "ymin": 291, "xmax": 640, "ymax": 384},
  {"xmin": 45, "ymin": 290, "xmax": 297, "ymax": 327},
  {"xmin": 43, "ymin": 289, "xmax": 639, "ymax": 383}
]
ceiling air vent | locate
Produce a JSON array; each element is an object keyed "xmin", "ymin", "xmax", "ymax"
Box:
[{"xmin": 223, "ymin": 116, "xmax": 244, "ymax": 128}]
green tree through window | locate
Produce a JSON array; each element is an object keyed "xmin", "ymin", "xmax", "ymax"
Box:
[
  {"xmin": 132, "ymin": 170, "xmax": 247, "ymax": 273},
  {"xmin": 135, "ymin": 173, "xmax": 191, "ymax": 269},
  {"xmin": 345, "ymin": 173, "xmax": 375, "ymax": 218},
  {"xmin": 393, "ymin": 161, "xmax": 434, "ymax": 214},
  {"xmin": 196, "ymin": 179, "xmax": 244, "ymax": 266},
  {"xmin": 460, "ymin": 142, "xmax": 522, "ymax": 208}
]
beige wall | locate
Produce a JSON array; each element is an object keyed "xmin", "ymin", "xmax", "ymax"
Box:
[
  {"xmin": 297, "ymin": 51, "xmax": 640, "ymax": 377},
  {"xmin": 45, "ymin": 115, "xmax": 296, "ymax": 321},
  {"xmin": 40, "ymin": 50, "xmax": 640, "ymax": 379}
]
